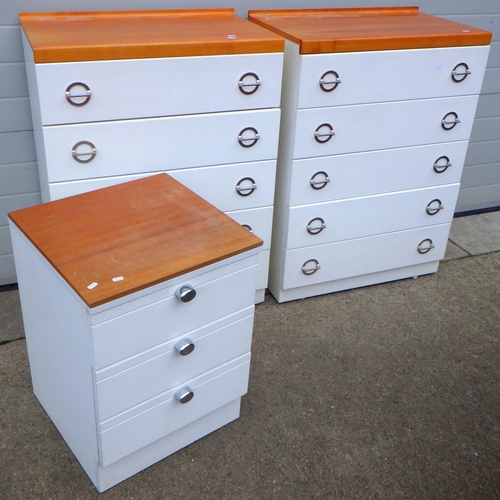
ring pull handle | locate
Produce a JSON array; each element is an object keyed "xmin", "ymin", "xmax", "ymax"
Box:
[
  {"xmin": 175, "ymin": 386, "xmax": 194, "ymax": 404},
  {"xmin": 310, "ymin": 171, "xmax": 331, "ymax": 190},
  {"xmin": 314, "ymin": 123, "xmax": 335, "ymax": 143},
  {"xmin": 238, "ymin": 127, "xmax": 260, "ymax": 148},
  {"xmin": 319, "ymin": 70, "xmax": 341, "ymax": 92},
  {"xmin": 417, "ymin": 238, "xmax": 435, "ymax": 254},
  {"xmin": 426, "ymin": 199, "xmax": 444, "ymax": 216},
  {"xmin": 236, "ymin": 177, "xmax": 257, "ymax": 197},
  {"xmin": 302, "ymin": 259, "xmax": 320, "ymax": 276},
  {"xmin": 241, "ymin": 224, "xmax": 253, "ymax": 232},
  {"xmin": 441, "ymin": 112, "xmax": 460, "ymax": 131},
  {"xmin": 433, "ymin": 155, "xmax": 452, "ymax": 174},
  {"xmin": 238, "ymin": 72, "xmax": 261, "ymax": 95},
  {"xmin": 451, "ymin": 62, "xmax": 471, "ymax": 83},
  {"xmin": 175, "ymin": 285, "xmax": 197, "ymax": 303},
  {"xmin": 175, "ymin": 338, "xmax": 195, "ymax": 356},
  {"xmin": 71, "ymin": 141, "xmax": 97, "ymax": 163},
  {"xmin": 307, "ymin": 217, "xmax": 326, "ymax": 235},
  {"xmin": 65, "ymin": 82, "xmax": 92, "ymax": 106}
]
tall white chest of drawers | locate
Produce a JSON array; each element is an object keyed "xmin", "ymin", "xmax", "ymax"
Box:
[
  {"xmin": 9, "ymin": 174, "xmax": 263, "ymax": 492},
  {"xmin": 249, "ymin": 7, "xmax": 491, "ymax": 303},
  {"xmin": 20, "ymin": 9, "xmax": 284, "ymax": 303}
]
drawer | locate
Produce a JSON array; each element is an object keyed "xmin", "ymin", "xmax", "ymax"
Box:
[
  {"xmin": 296, "ymin": 46, "xmax": 489, "ymax": 109},
  {"xmin": 42, "ymin": 108, "xmax": 281, "ymax": 182},
  {"xmin": 96, "ymin": 312, "xmax": 254, "ymax": 422},
  {"xmin": 92, "ymin": 257, "xmax": 258, "ymax": 370},
  {"xmin": 99, "ymin": 355, "xmax": 250, "ymax": 467},
  {"xmin": 226, "ymin": 206, "xmax": 273, "ymax": 249},
  {"xmin": 289, "ymin": 141, "xmax": 468, "ymax": 206},
  {"xmin": 286, "ymin": 184, "xmax": 460, "ymax": 250},
  {"xmin": 293, "ymin": 96, "xmax": 478, "ymax": 159},
  {"xmin": 282, "ymin": 223, "xmax": 451, "ymax": 290},
  {"xmin": 34, "ymin": 53, "xmax": 284, "ymax": 125}
]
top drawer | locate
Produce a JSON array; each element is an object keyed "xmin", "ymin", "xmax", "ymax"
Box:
[
  {"xmin": 33, "ymin": 52, "xmax": 283, "ymax": 125},
  {"xmin": 296, "ymin": 46, "xmax": 489, "ymax": 109}
]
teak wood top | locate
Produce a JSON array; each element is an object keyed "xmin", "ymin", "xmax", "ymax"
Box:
[
  {"xmin": 19, "ymin": 9, "xmax": 284, "ymax": 63},
  {"xmin": 8, "ymin": 174, "xmax": 263, "ymax": 308},
  {"xmin": 248, "ymin": 7, "xmax": 492, "ymax": 54}
]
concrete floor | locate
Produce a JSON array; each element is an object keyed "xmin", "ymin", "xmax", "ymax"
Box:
[{"xmin": 1, "ymin": 212, "xmax": 500, "ymax": 498}]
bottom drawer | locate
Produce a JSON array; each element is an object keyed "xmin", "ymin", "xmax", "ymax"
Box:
[
  {"xmin": 99, "ymin": 355, "xmax": 250, "ymax": 467},
  {"xmin": 282, "ymin": 223, "xmax": 450, "ymax": 290}
]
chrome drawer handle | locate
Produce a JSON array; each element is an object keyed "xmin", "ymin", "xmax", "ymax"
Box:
[
  {"xmin": 441, "ymin": 112, "xmax": 460, "ymax": 131},
  {"xmin": 241, "ymin": 224, "xmax": 253, "ymax": 232},
  {"xmin": 236, "ymin": 177, "xmax": 257, "ymax": 197},
  {"xmin": 451, "ymin": 62, "xmax": 471, "ymax": 83},
  {"xmin": 71, "ymin": 141, "xmax": 96, "ymax": 163},
  {"xmin": 238, "ymin": 127, "xmax": 260, "ymax": 148},
  {"xmin": 310, "ymin": 171, "xmax": 331, "ymax": 190},
  {"xmin": 433, "ymin": 155, "xmax": 452, "ymax": 174},
  {"xmin": 175, "ymin": 338, "xmax": 195, "ymax": 356},
  {"xmin": 175, "ymin": 386, "xmax": 194, "ymax": 404},
  {"xmin": 426, "ymin": 199, "xmax": 444, "ymax": 216},
  {"xmin": 238, "ymin": 72, "xmax": 261, "ymax": 95},
  {"xmin": 175, "ymin": 285, "xmax": 196, "ymax": 303},
  {"xmin": 302, "ymin": 259, "xmax": 320, "ymax": 276},
  {"xmin": 319, "ymin": 70, "xmax": 341, "ymax": 92},
  {"xmin": 65, "ymin": 82, "xmax": 92, "ymax": 106},
  {"xmin": 307, "ymin": 217, "xmax": 326, "ymax": 235},
  {"xmin": 417, "ymin": 238, "xmax": 435, "ymax": 254},
  {"xmin": 314, "ymin": 123, "xmax": 335, "ymax": 143}
]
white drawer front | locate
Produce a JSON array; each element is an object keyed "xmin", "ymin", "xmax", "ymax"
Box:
[
  {"xmin": 92, "ymin": 261, "xmax": 258, "ymax": 370},
  {"xmin": 287, "ymin": 184, "xmax": 459, "ymax": 250},
  {"xmin": 99, "ymin": 356, "xmax": 250, "ymax": 466},
  {"xmin": 297, "ymin": 46, "xmax": 489, "ymax": 109},
  {"xmin": 226, "ymin": 206, "xmax": 273, "ymax": 249},
  {"xmin": 293, "ymin": 96, "xmax": 478, "ymax": 159},
  {"xmin": 96, "ymin": 313, "xmax": 254, "ymax": 422},
  {"xmin": 35, "ymin": 53, "xmax": 284, "ymax": 125},
  {"xmin": 43, "ymin": 109, "xmax": 281, "ymax": 182},
  {"xmin": 289, "ymin": 141, "xmax": 468, "ymax": 206},
  {"xmin": 283, "ymin": 223, "xmax": 450, "ymax": 290}
]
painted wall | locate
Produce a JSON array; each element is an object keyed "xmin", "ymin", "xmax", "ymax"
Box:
[{"xmin": 1, "ymin": 1, "xmax": 499, "ymax": 285}]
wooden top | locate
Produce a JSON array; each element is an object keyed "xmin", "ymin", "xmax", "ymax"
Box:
[
  {"xmin": 8, "ymin": 174, "xmax": 262, "ymax": 308},
  {"xmin": 19, "ymin": 9, "xmax": 284, "ymax": 63},
  {"xmin": 248, "ymin": 7, "xmax": 492, "ymax": 54}
]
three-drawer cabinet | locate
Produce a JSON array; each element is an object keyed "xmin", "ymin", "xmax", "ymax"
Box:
[
  {"xmin": 8, "ymin": 174, "xmax": 263, "ymax": 492},
  {"xmin": 249, "ymin": 7, "xmax": 491, "ymax": 303},
  {"xmin": 20, "ymin": 9, "xmax": 284, "ymax": 303}
]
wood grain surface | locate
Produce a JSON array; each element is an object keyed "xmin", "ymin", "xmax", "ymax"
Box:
[
  {"xmin": 8, "ymin": 174, "xmax": 262, "ymax": 307},
  {"xmin": 19, "ymin": 9, "xmax": 284, "ymax": 63},
  {"xmin": 248, "ymin": 7, "xmax": 492, "ymax": 53}
]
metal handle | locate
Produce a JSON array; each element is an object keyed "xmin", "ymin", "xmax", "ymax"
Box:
[
  {"xmin": 417, "ymin": 238, "xmax": 435, "ymax": 254},
  {"xmin": 307, "ymin": 217, "xmax": 326, "ymax": 235},
  {"xmin": 319, "ymin": 70, "xmax": 341, "ymax": 92},
  {"xmin": 238, "ymin": 127, "xmax": 260, "ymax": 148},
  {"xmin": 433, "ymin": 155, "xmax": 452, "ymax": 174},
  {"xmin": 242, "ymin": 224, "xmax": 253, "ymax": 232},
  {"xmin": 426, "ymin": 199, "xmax": 444, "ymax": 216},
  {"xmin": 236, "ymin": 177, "xmax": 257, "ymax": 197},
  {"xmin": 65, "ymin": 82, "xmax": 92, "ymax": 106},
  {"xmin": 175, "ymin": 338, "xmax": 195, "ymax": 356},
  {"xmin": 451, "ymin": 62, "xmax": 471, "ymax": 83},
  {"xmin": 175, "ymin": 386, "xmax": 194, "ymax": 404},
  {"xmin": 238, "ymin": 72, "xmax": 261, "ymax": 95},
  {"xmin": 314, "ymin": 123, "xmax": 335, "ymax": 143},
  {"xmin": 302, "ymin": 259, "xmax": 320, "ymax": 276},
  {"xmin": 175, "ymin": 285, "xmax": 196, "ymax": 303},
  {"xmin": 441, "ymin": 112, "xmax": 460, "ymax": 131},
  {"xmin": 310, "ymin": 171, "xmax": 331, "ymax": 190},
  {"xmin": 71, "ymin": 141, "xmax": 97, "ymax": 163}
]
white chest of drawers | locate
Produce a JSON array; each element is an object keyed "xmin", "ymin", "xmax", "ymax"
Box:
[
  {"xmin": 8, "ymin": 174, "xmax": 263, "ymax": 492},
  {"xmin": 20, "ymin": 9, "xmax": 284, "ymax": 303},
  {"xmin": 249, "ymin": 7, "xmax": 491, "ymax": 303}
]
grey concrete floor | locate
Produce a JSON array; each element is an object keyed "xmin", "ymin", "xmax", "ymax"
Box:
[{"xmin": 1, "ymin": 212, "xmax": 500, "ymax": 498}]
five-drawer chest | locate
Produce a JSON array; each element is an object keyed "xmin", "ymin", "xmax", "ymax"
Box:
[
  {"xmin": 19, "ymin": 9, "xmax": 284, "ymax": 303},
  {"xmin": 8, "ymin": 173, "xmax": 263, "ymax": 492},
  {"xmin": 249, "ymin": 7, "xmax": 491, "ymax": 303}
]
